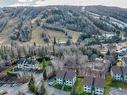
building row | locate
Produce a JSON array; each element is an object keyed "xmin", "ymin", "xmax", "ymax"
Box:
[
  {"xmin": 56, "ymin": 70, "xmax": 76, "ymax": 86},
  {"xmin": 111, "ymin": 66, "xmax": 127, "ymax": 82},
  {"xmin": 84, "ymin": 76, "xmax": 104, "ymax": 95},
  {"xmin": 56, "ymin": 70, "xmax": 105, "ymax": 95}
]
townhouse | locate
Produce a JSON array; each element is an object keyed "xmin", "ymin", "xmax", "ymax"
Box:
[
  {"xmin": 83, "ymin": 76, "xmax": 104, "ymax": 95},
  {"xmin": 111, "ymin": 66, "xmax": 123, "ymax": 80},
  {"xmin": 64, "ymin": 71, "xmax": 76, "ymax": 86},
  {"xmin": 55, "ymin": 70, "xmax": 76, "ymax": 86},
  {"xmin": 122, "ymin": 66, "xmax": 127, "ymax": 83},
  {"xmin": 55, "ymin": 70, "xmax": 66, "ymax": 84},
  {"xmin": 84, "ymin": 76, "xmax": 93, "ymax": 93},
  {"xmin": 94, "ymin": 78, "xmax": 104, "ymax": 95}
]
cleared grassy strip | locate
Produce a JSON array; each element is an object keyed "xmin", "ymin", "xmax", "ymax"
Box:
[{"xmin": 75, "ymin": 78, "xmax": 84, "ymax": 94}]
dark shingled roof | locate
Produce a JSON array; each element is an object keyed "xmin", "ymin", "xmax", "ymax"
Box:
[
  {"xmin": 111, "ymin": 66, "xmax": 122, "ymax": 75},
  {"xmin": 65, "ymin": 71, "xmax": 75, "ymax": 80},
  {"xmin": 56, "ymin": 70, "xmax": 66, "ymax": 79},
  {"xmin": 122, "ymin": 66, "xmax": 127, "ymax": 76},
  {"xmin": 94, "ymin": 78, "xmax": 104, "ymax": 88},
  {"xmin": 84, "ymin": 76, "xmax": 93, "ymax": 87}
]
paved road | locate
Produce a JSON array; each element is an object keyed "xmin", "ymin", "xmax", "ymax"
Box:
[
  {"xmin": 0, "ymin": 83, "xmax": 34, "ymax": 95},
  {"xmin": 109, "ymin": 87, "xmax": 127, "ymax": 95}
]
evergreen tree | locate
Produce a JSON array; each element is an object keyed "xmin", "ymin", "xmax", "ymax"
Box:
[
  {"xmin": 43, "ymin": 69, "xmax": 47, "ymax": 80},
  {"xmin": 42, "ymin": 59, "xmax": 47, "ymax": 69},
  {"xmin": 28, "ymin": 75, "xmax": 36, "ymax": 92},
  {"xmin": 113, "ymin": 53, "xmax": 119, "ymax": 60},
  {"xmin": 116, "ymin": 30, "xmax": 120, "ymax": 37},
  {"xmin": 38, "ymin": 47, "xmax": 46, "ymax": 58},
  {"xmin": 53, "ymin": 37, "xmax": 56, "ymax": 45},
  {"xmin": 40, "ymin": 59, "xmax": 47, "ymax": 70},
  {"xmin": 90, "ymin": 53, "xmax": 97, "ymax": 61},
  {"xmin": 66, "ymin": 39, "xmax": 71, "ymax": 45},
  {"xmin": 53, "ymin": 37, "xmax": 56, "ymax": 56},
  {"xmin": 39, "ymin": 81, "xmax": 46, "ymax": 95},
  {"xmin": 106, "ymin": 49, "xmax": 110, "ymax": 55}
]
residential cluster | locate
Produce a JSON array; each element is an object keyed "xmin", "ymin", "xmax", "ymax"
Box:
[
  {"xmin": 84, "ymin": 76, "xmax": 104, "ymax": 95},
  {"xmin": 1, "ymin": 42, "xmax": 127, "ymax": 95},
  {"xmin": 111, "ymin": 65, "xmax": 127, "ymax": 82},
  {"xmin": 15, "ymin": 57, "xmax": 40, "ymax": 71},
  {"xmin": 56, "ymin": 70, "xmax": 76, "ymax": 86},
  {"xmin": 111, "ymin": 49, "xmax": 127, "ymax": 82}
]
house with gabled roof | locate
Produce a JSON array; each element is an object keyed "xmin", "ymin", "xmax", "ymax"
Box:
[
  {"xmin": 55, "ymin": 70, "xmax": 66, "ymax": 84},
  {"xmin": 64, "ymin": 70, "xmax": 76, "ymax": 86},
  {"xmin": 94, "ymin": 78, "xmax": 104, "ymax": 95},
  {"xmin": 122, "ymin": 66, "xmax": 127, "ymax": 83},
  {"xmin": 111, "ymin": 66, "xmax": 123, "ymax": 81},
  {"xmin": 84, "ymin": 76, "xmax": 93, "ymax": 93}
]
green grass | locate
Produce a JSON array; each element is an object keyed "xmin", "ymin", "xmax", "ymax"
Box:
[
  {"xmin": 63, "ymin": 85, "xmax": 72, "ymax": 91},
  {"xmin": 104, "ymin": 73, "xmax": 112, "ymax": 95},
  {"xmin": 53, "ymin": 83, "xmax": 72, "ymax": 91},
  {"xmin": 80, "ymin": 92, "xmax": 91, "ymax": 95},
  {"xmin": 75, "ymin": 78, "xmax": 91, "ymax": 95},
  {"xmin": 75, "ymin": 78, "xmax": 84, "ymax": 94},
  {"xmin": 110, "ymin": 80, "xmax": 127, "ymax": 88},
  {"xmin": 104, "ymin": 73, "xmax": 127, "ymax": 95},
  {"xmin": 39, "ymin": 60, "xmax": 50, "ymax": 70},
  {"xmin": 53, "ymin": 83, "xmax": 63, "ymax": 89}
]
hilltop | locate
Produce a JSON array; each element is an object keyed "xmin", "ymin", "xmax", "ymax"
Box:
[{"xmin": 0, "ymin": 6, "xmax": 127, "ymax": 44}]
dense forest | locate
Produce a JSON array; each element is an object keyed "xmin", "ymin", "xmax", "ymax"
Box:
[{"xmin": 0, "ymin": 5, "xmax": 127, "ymax": 42}]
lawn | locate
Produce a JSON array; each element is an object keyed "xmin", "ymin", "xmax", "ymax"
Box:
[
  {"xmin": 39, "ymin": 59, "xmax": 50, "ymax": 70},
  {"xmin": 63, "ymin": 85, "xmax": 72, "ymax": 91},
  {"xmin": 53, "ymin": 83, "xmax": 72, "ymax": 91},
  {"xmin": 104, "ymin": 73, "xmax": 127, "ymax": 95},
  {"xmin": 75, "ymin": 78, "xmax": 84, "ymax": 94},
  {"xmin": 110, "ymin": 80, "xmax": 127, "ymax": 88},
  {"xmin": 80, "ymin": 92, "xmax": 91, "ymax": 95},
  {"xmin": 104, "ymin": 73, "xmax": 112, "ymax": 95},
  {"xmin": 53, "ymin": 83, "xmax": 63, "ymax": 90}
]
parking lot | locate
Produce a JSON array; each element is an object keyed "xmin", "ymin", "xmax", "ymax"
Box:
[
  {"xmin": 0, "ymin": 83, "xmax": 18, "ymax": 88},
  {"xmin": 0, "ymin": 83, "xmax": 34, "ymax": 95}
]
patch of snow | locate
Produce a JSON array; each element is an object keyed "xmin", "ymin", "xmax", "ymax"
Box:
[
  {"xmin": 87, "ymin": 11, "xmax": 127, "ymax": 29},
  {"xmin": 109, "ymin": 18, "xmax": 127, "ymax": 28}
]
